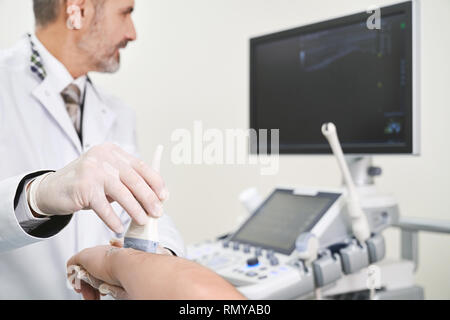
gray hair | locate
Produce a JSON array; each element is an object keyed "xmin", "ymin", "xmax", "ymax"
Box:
[{"xmin": 33, "ymin": 0, "xmax": 63, "ymax": 28}]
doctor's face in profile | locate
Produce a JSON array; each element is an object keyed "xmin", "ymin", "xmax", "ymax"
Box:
[{"xmin": 78, "ymin": 0, "xmax": 137, "ymax": 73}]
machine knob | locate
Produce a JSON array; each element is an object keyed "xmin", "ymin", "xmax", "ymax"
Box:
[
  {"xmin": 368, "ymin": 166, "xmax": 382, "ymax": 177},
  {"xmin": 247, "ymin": 257, "xmax": 259, "ymax": 267}
]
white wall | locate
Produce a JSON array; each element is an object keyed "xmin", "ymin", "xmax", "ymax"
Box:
[{"xmin": 1, "ymin": 0, "xmax": 449, "ymax": 299}]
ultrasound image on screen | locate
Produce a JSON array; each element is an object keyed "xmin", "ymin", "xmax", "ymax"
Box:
[
  {"xmin": 251, "ymin": 10, "xmax": 412, "ymax": 154},
  {"xmin": 231, "ymin": 190, "xmax": 339, "ymax": 255}
]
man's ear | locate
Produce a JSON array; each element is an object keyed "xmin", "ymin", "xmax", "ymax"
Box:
[{"xmin": 66, "ymin": 0, "xmax": 86, "ymax": 30}]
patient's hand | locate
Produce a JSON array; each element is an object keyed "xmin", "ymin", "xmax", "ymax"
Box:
[
  {"xmin": 67, "ymin": 242, "xmax": 246, "ymax": 300},
  {"xmin": 67, "ymin": 244, "xmax": 128, "ymax": 300},
  {"xmin": 67, "ymin": 238, "xmax": 173, "ymax": 300}
]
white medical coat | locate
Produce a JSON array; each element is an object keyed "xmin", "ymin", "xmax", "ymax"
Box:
[{"xmin": 0, "ymin": 36, "xmax": 185, "ymax": 299}]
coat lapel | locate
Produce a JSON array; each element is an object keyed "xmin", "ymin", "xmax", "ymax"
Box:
[
  {"xmin": 82, "ymin": 81, "xmax": 117, "ymax": 149},
  {"xmin": 31, "ymin": 77, "xmax": 83, "ymax": 154}
]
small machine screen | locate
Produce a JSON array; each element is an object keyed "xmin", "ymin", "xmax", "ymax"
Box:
[{"xmin": 231, "ymin": 190, "xmax": 340, "ymax": 255}]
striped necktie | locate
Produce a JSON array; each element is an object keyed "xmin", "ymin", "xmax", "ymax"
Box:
[{"xmin": 61, "ymin": 83, "xmax": 82, "ymax": 135}]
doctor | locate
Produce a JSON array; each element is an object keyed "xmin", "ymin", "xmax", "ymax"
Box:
[{"xmin": 0, "ymin": 0, "xmax": 184, "ymax": 299}]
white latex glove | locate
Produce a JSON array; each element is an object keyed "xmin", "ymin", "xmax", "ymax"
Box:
[{"xmin": 29, "ymin": 143, "xmax": 169, "ymax": 233}]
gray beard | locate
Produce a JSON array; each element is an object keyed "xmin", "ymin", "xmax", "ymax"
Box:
[
  {"xmin": 96, "ymin": 54, "xmax": 120, "ymax": 73},
  {"xmin": 77, "ymin": 18, "xmax": 121, "ymax": 73}
]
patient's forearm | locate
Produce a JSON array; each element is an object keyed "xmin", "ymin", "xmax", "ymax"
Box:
[{"xmin": 110, "ymin": 248, "xmax": 246, "ymax": 300}]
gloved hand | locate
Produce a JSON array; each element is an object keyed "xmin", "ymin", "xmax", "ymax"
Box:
[{"xmin": 29, "ymin": 143, "xmax": 169, "ymax": 233}]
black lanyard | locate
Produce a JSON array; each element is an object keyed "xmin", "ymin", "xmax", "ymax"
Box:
[{"xmin": 78, "ymin": 78, "xmax": 89, "ymax": 143}]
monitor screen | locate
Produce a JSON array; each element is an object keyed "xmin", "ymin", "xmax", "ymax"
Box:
[
  {"xmin": 250, "ymin": 2, "xmax": 416, "ymax": 154},
  {"xmin": 230, "ymin": 190, "xmax": 340, "ymax": 255}
]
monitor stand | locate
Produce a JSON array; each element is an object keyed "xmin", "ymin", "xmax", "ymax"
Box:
[
  {"xmin": 345, "ymin": 156, "xmax": 399, "ymax": 219},
  {"xmin": 346, "ymin": 156, "xmax": 379, "ymax": 187}
]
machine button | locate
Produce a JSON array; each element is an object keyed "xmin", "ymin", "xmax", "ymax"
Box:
[
  {"xmin": 255, "ymin": 247, "xmax": 263, "ymax": 257},
  {"xmin": 266, "ymin": 250, "xmax": 275, "ymax": 259},
  {"xmin": 222, "ymin": 241, "xmax": 230, "ymax": 248},
  {"xmin": 270, "ymin": 258, "xmax": 279, "ymax": 266},
  {"xmin": 258, "ymin": 275, "xmax": 268, "ymax": 280},
  {"xmin": 233, "ymin": 243, "xmax": 240, "ymax": 251},
  {"xmin": 246, "ymin": 257, "xmax": 259, "ymax": 267},
  {"xmin": 246, "ymin": 271, "xmax": 258, "ymax": 277},
  {"xmin": 243, "ymin": 245, "xmax": 251, "ymax": 253}
]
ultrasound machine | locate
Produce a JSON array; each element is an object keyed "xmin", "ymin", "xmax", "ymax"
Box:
[{"xmin": 187, "ymin": 1, "xmax": 450, "ymax": 300}]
